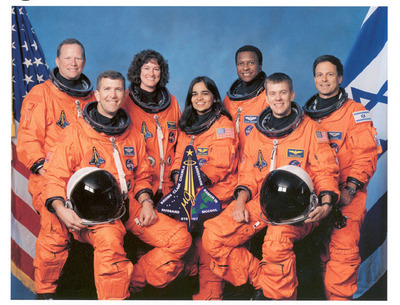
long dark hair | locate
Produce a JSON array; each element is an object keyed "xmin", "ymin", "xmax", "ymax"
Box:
[{"xmin": 179, "ymin": 76, "xmax": 232, "ymax": 131}]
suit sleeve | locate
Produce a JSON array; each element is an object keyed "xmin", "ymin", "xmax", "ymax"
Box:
[
  {"xmin": 42, "ymin": 129, "xmax": 79, "ymax": 211},
  {"xmin": 307, "ymin": 125, "xmax": 340, "ymax": 200},
  {"xmin": 16, "ymin": 85, "xmax": 48, "ymax": 171},
  {"xmin": 132, "ymin": 134, "xmax": 154, "ymax": 198},
  {"xmin": 346, "ymin": 105, "xmax": 381, "ymax": 187}
]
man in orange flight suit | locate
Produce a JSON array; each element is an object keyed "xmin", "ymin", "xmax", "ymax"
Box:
[
  {"xmin": 223, "ymin": 45, "xmax": 269, "ymax": 159},
  {"xmin": 303, "ymin": 55, "xmax": 381, "ymax": 300},
  {"xmin": 16, "ymin": 38, "xmax": 94, "ymax": 299},
  {"xmin": 203, "ymin": 73, "xmax": 340, "ymax": 300},
  {"xmin": 123, "ymin": 49, "xmax": 181, "ymax": 204},
  {"xmin": 41, "ymin": 71, "xmax": 191, "ymax": 300},
  {"xmin": 17, "ymin": 38, "xmax": 94, "ymax": 214}
]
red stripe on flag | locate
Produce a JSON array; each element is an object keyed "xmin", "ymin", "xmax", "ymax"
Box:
[
  {"xmin": 12, "ymin": 142, "xmax": 31, "ymax": 180},
  {"xmin": 11, "ymin": 238, "xmax": 35, "ymax": 281},
  {"xmin": 11, "ymin": 190, "xmax": 40, "ymax": 237}
]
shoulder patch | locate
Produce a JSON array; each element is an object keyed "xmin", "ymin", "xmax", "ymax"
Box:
[
  {"xmin": 316, "ymin": 131, "xmax": 329, "ymax": 143},
  {"xmin": 353, "ymin": 110, "xmax": 372, "ymax": 123}
]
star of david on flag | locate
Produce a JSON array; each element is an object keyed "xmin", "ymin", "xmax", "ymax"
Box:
[{"xmin": 341, "ymin": 6, "xmax": 387, "ymax": 299}]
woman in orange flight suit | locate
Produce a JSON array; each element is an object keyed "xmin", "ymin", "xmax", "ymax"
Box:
[
  {"xmin": 170, "ymin": 76, "xmax": 239, "ymax": 300},
  {"xmin": 122, "ymin": 49, "xmax": 181, "ymax": 204}
]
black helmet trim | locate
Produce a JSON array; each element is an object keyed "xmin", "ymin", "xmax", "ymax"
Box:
[
  {"xmin": 182, "ymin": 104, "xmax": 222, "ymax": 135},
  {"xmin": 83, "ymin": 101, "xmax": 131, "ymax": 136},
  {"xmin": 66, "ymin": 167, "xmax": 126, "ymax": 225},
  {"xmin": 259, "ymin": 165, "xmax": 318, "ymax": 225},
  {"xmin": 259, "ymin": 194, "xmax": 318, "ymax": 225},
  {"xmin": 303, "ymin": 87, "xmax": 348, "ymax": 120},
  {"xmin": 50, "ymin": 68, "xmax": 93, "ymax": 97},
  {"xmin": 255, "ymin": 102, "xmax": 304, "ymax": 138},
  {"xmin": 65, "ymin": 199, "xmax": 126, "ymax": 226},
  {"xmin": 128, "ymin": 84, "xmax": 171, "ymax": 113},
  {"xmin": 226, "ymin": 71, "xmax": 266, "ymax": 101}
]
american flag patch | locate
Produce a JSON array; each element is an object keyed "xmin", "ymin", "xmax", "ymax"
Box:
[
  {"xmin": 216, "ymin": 127, "xmax": 234, "ymax": 139},
  {"xmin": 316, "ymin": 131, "xmax": 329, "ymax": 143}
]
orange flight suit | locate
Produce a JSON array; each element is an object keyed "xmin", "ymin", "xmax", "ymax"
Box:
[
  {"xmin": 38, "ymin": 104, "xmax": 191, "ymax": 298},
  {"xmin": 304, "ymin": 94, "xmax": 381, "ymax": 300},
  {"xmin": 123, "ymin": 91, "xmax": 181, "ymax": 198},
  {"xmin": 203, "ymin": 103, "xmax": 340, "ymax": 299},
  {"xmin": 172, "ymin": 113, "xmax": 239, "ymax": 300},
  {"xmin": 17, "ymin": 79, "xmax": 94, "ymax": 213}
]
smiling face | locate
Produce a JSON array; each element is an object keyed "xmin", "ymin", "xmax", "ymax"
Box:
[
  {"xmin": 191, "ymin": 81, "xmax": 215, "ymax": 115},
  {"xmin": 55, "ymin": 43, "xmax": 86, "ymax": 80},
  {"xmin": 314, "ymin": 61, "xmax": 343, "ymax": 99},
  {"xmin": 95, "ymin": 77, "xmax": 126, "ymax": 118},
  {"xmin": 139, "ymin": 59, "xmax": 161, "ymax": 92},
  {"xmin": 236, "ymin": 51, "xmax": 262, "ymax": 83},
  {"xmin": 265, "ymin": 80, "xmax": 295, "ymax": 118}
]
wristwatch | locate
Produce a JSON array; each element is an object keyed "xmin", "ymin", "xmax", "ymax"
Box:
[{"xmin": 344, "ymin": 185, "xmax": 357, "ymax": 196}]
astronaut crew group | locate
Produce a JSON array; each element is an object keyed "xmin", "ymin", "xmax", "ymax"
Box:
[{"xmin": 17, "ymin": 38, "xmax": 381, "ymax": 301}]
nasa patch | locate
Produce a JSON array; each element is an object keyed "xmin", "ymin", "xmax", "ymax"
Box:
[
  {"xmin": 244, "ymin": 115, "xmax": 258, "ymax": 124},
  {"xmin": 287, "ymin": 149, "xmax": 304, "ymax": 158},
  {"xmin": 198, "ymin": 158, "xmax": 207, "ymax": 167},
  {"xmin": 124, "ymin": 146, "xmax": 135, "ymax": 156},
  {"xmin": 330, "ymin": 143, "xmax": 339, "ymax": 153},
  {"xmin": 126, "ymin": 159, "xmax": 134, "ymax": 171},
  {"xmin": 289, "ymin": 160, "xmax": 301, "ymax": 167},
  {"xmin": 245, "ymin": 125, "xmax": 254, "ymax": 136}
]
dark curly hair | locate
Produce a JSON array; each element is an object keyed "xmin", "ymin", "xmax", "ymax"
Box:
[{"xmin": 127, "ymin": 49, "xmax": 169, "ymax": 88}]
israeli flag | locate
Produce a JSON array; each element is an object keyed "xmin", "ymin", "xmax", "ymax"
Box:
[{"xmin": 341, "ymin": 6, "xmax": 387, "ymax": 299}]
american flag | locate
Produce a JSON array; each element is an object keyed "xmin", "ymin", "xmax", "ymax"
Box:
[
  {"xmin": 216, "ymin": 127, "xmax": 234, "ymax": 139},
  {"xmin": 341, "ymin": 6, "xmax": 387, "ymax": 298},
  {"xmin": 11, "ymin": 6, "xmax": 50, "ymax": 293}
]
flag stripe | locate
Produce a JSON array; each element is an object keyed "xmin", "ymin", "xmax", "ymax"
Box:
[
  {"xmin": 11, "ymin": 167, "xmax": 34, "ymax": 212},
  {"xmin": 11, "ymin": 191, "xmax": 40, "ymax": 237},
  {"xmin": 341, "ymin": 7, "xmax": 388, "ymax": 88},
  {"xmin": 354, "ymin": 238, "xmax": 387, "ymax": 299},
  {"xmin": 358, "ymin": 193, "xmax": 387, "ymax": 262},
  {"xmin": 12, "ymin": 142, "xmax": 31, "ymax": 180},
  {"xmin": 11, "ymin": 214, "xmax": 37, "ymax": 259},
  {"xmin": 11, "ymin": 239, "xmax": 35, "ymax": 281}
]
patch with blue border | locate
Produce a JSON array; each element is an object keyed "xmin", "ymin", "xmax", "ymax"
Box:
[
  {"xmin": 244, "ymin": 115, "xmax": 258, "ymax": 124},
  {"xmin": 327, "ymin": 131, "xmax": 342, "ymax": 140},
  {"xmin": 196, "ymin": 148, "xmax": 209, "ymax": 156},
  {"xmin": 167, "ymin": 121, "xmax": 177, "ymax": 129},
  {"xmin": 124, "ymin": 146, "xmax": 135, "ymax": 156},
  {"xmin": 287, "ymin": 149, "xmax": 304, "ymax": 158}
]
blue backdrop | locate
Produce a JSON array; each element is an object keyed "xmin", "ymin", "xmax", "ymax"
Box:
[{"xmin": 25, "ymin": 6, "xmax": 369, "ymax": 108}]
